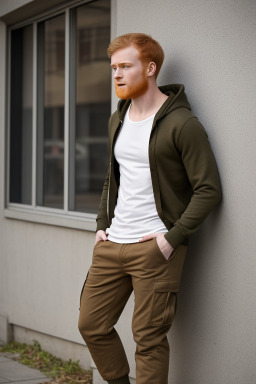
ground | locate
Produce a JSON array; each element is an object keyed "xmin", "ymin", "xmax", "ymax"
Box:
[{"xmin": 0, "ymin": 341, "xmax": 92, "ymax": 384}]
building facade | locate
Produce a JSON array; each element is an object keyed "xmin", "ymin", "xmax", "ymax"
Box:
[{"xmin": 1, "ymin": 1, "xmax": 256, "ymax": 383}]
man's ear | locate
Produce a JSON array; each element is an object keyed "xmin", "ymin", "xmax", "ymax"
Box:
[{"xmin": 147, "ymin": 61, "xmax": 157, "ymax": 77}]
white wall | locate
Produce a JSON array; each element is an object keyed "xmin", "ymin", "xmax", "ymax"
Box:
[
  {"xmin": 109, "ymin": 0, "xmax": 256, "ymax": 383},
  {"xmin": 1, "ymin": 0, "xmax": 256, "ymax": 383}
]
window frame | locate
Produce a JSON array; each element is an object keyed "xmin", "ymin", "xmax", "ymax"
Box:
[{"xmin": 4, "ymin": 0, "xmax": 111, "ymax": 232}]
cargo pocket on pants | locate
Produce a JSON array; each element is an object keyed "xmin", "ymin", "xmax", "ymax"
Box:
[{"xmin": 149, "ymin": 280, "xmax": 179, "ymax": 326}]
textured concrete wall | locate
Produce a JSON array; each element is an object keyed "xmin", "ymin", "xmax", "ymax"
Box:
[
  {"xmin": 1, "ymin": 0, "xmax": 256, "ymax": 383},
  {"xmin": 108, "ymin": 0, "xmax": 256, "ymax": 383}
]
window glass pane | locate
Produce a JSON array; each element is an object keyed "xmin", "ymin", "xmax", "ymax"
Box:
[
  {"xmin": 10, "ymin": 25, "xmax": 33, "ymax": 204},
  {"xmin": 71, "ymin": 0, "xmax": 111, "ymax": 213},
  {"xmin": 37, "ymin": 14, "xmax": 65, "ymax": 209}
]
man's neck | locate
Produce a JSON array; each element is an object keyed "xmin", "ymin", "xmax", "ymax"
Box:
[{"xmin": 129, "ymin": 83, "xmax": 168, "ymax": 122}]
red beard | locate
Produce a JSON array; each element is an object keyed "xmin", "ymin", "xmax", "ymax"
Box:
[{"xmin": 115, "ymin": 73, "xmax": 148, "ymax": 100}]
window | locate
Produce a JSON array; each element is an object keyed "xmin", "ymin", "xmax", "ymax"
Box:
[
  {"xmin": 10, "ymin": 25, "xmax": 33, "ymax": 205},
  {"xmin": 70, "ymin": 3, "xmax": 110, "ymax": 213},
  {"xmin": 36, "ymin": 14, "xmax": 65, "ymax": 209},
  {"xmin": 8, "ymin": 0, "xmax": 111, "ymax": 219}
]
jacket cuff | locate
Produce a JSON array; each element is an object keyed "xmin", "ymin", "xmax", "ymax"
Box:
[
  {"xmin": 96, "ymin": 219, "xmax": 108, "ymax": 233},
  {"xmin": 164, "ymin": 225, "xmax": 186, "ymax": 249}
]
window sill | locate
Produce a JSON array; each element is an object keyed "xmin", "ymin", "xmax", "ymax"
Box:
[{"xmin": 4, "ymin": 205, "xmax": 97, "ymax": 232}]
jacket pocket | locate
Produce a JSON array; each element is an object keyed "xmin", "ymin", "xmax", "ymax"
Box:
[{"xmin": 148, "ymin": 280, "xmax": 179, "ymax": 326}]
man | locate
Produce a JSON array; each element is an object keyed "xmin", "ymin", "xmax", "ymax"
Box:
[{"xmin": 78, "ymin": 33, "xmax": 221, "ymax": 384}]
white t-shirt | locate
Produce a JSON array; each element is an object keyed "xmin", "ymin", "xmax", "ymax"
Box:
[{"xmin": 106, "ymin": 107, "xmax": 167, "ymax": 243}]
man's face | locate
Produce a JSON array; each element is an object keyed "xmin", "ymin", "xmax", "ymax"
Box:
[{"xmin": 110, "ymin": 45, "xmax": 149, "ymax": 100}]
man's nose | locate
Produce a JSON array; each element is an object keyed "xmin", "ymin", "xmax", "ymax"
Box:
[{"xmin": 114, "ymin": 68, "xmax": 122, "ymax": 79}]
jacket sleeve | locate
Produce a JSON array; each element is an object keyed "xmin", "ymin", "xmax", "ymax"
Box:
[{"xmin": 165, "ymin": 117, "xmax": 222, "ymax": 249}]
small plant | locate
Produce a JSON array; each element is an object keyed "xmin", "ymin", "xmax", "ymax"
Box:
[{"xmin": 0, "ymin": 340, "xmax": 92, "ymax": 384}]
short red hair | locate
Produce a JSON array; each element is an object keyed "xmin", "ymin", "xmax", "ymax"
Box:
[{"xmin": 107, "ymin": 33, "xmax": 164, "ymax": 78}]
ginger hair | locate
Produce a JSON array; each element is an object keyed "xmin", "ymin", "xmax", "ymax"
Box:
[{"xmin": 107, "ymin": 33, "xmax": 164, "ymax": 78}]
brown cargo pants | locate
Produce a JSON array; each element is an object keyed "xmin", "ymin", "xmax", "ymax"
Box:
[{"xmin": 78, "ymin": 238, "xmax": 187, "ymax": 384}]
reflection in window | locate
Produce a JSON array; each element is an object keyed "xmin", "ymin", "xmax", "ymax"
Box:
[
  {"xmin": 9, "ymin": 1, "xmax": 111, "ymax": 216},
  {"xmin": 79, "ymin": 26, "xmax": 110, "ymax": 64},
  {"xmin": 37, "ymin": 14, "xmax": 65, "ymax": 209},
  {"xmin": 70, "ymin": 0, "xmax": 111, "ymax": 213},
  {"xmin": 10, "ymin": 25, "xmax": 33, "ymax": 204}
]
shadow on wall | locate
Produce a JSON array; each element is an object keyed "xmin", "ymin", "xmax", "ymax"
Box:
[
  {"xmin": 168, "ymin": 202, "xmax": 223, "ymax": 381},
  {"xmin": 159, "ymin": 59, "xmax": 189, "ymax": 86}
]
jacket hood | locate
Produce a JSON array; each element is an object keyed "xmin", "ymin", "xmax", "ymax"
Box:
[{"xmin": 117, "ymin": 84, "xmax": 191, "ymax": 122}]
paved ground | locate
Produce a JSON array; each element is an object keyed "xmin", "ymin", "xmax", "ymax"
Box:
[{"xmin": 0, "ymin": 353, "xmax": 51, "ymax": 384}]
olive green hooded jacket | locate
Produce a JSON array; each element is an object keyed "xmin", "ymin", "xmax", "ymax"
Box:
[{"xmin": 96, "ymin": 84, "xmax": 221, "ymax": 249}]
